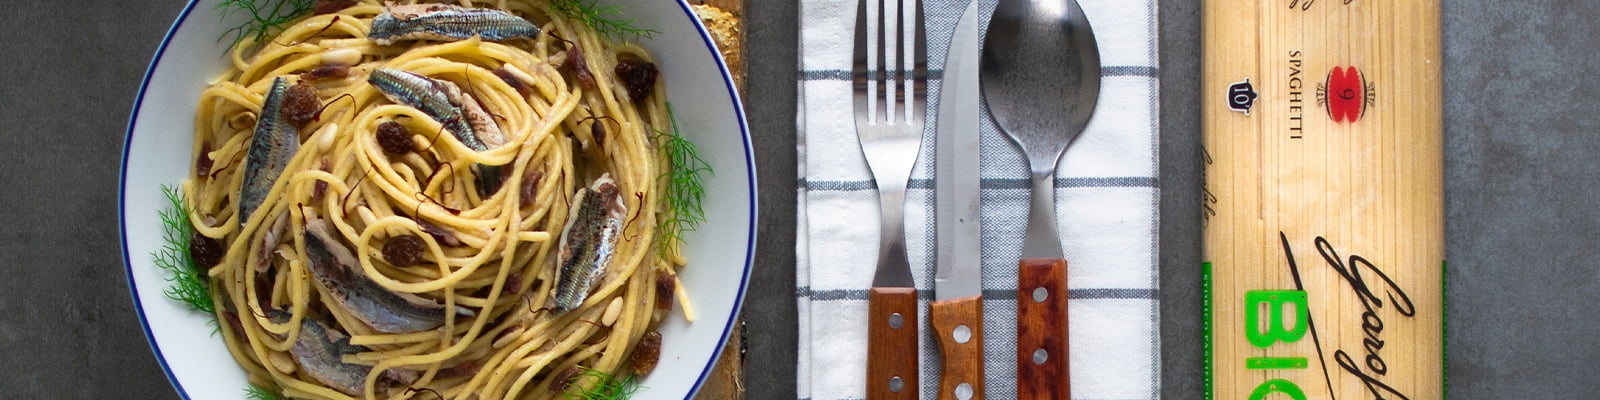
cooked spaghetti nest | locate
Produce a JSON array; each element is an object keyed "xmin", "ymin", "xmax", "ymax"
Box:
[{"xmin": 182, "ymin": 1, "xmax": 688, "ymax": 399}]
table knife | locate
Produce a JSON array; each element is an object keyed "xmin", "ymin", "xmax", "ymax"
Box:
[{"xmin": 930, "ymin": 2, "xmax": 983, "ymax": 399}]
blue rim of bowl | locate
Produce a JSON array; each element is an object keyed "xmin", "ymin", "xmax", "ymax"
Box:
[{"xmin": 118, "ymin": 0, "xmax": 756, "ymax": 398}]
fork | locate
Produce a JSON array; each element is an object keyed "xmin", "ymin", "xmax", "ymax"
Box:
[{"xmin": 852, "ymin": 0, "xmax": 926, "ymax": 397}]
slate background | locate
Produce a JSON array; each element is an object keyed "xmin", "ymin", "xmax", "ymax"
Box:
[{"xmin": 1, "ymin": 0, "xmax": 1594, "ymax": 398}]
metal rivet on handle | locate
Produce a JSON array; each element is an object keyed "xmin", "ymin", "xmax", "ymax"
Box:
[
  {"xmin": 1032, "ymin": 287, "xmax": 1048, "ymax": 303},
  {"xmin": 889, "ymin": 313, "xmax": 904, "ymax": 329},
  {"xmin": 953, "ymin": 325, "xmax": 972, "ymax": 344},
  {"xmin": 1032, "ymin": 348, "xmax": 1048, "ymax": 365},
  {"xmin": 889, "ymin": 376, "xmax": 905, "ymax": 392},
  {"xmin": 955, "ymin": 382, "xmax": 974, "ymax": 400}
]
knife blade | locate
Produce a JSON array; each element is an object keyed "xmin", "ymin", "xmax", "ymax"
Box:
[{"xmin": 930, "ymin": 2, "xmax": 984, "ymax": 399}]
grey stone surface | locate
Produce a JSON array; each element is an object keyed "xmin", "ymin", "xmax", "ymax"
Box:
[
  {"xmin": 3, "ymin": 0, "xmax": 1597, "ymax": 398},
  {"xmin": 1158, "ymin": 1, "xmax": 1202, "ymax": 398},
  {"xmin": 1441, "ymin": 1, "xmax": 1600, "ymax": 397},
  {"xmin": 0, "ymin": 0, "xmax": 188, "ymax": 398},
  {"xmin": 742, "ymin": 0, "xmax": 801, "ymax": 398}
]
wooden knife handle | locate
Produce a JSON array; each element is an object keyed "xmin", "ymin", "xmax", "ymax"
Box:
[
  {"xmin": 1017, "ymin": 258, "xmax": 1068, "ymax": 400},
  {"xmin": 930, "ymin": 295, "xmax": 985, "ymax": 400},
  {"xmin": 867, "ymin": 286, "xmax": 919, "ymax": 400}
]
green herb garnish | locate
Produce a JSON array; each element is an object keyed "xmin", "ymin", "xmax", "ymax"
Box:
[
  {"xmin": 564, "ymin": 367, "xmax": 640, "ymax": 399},
  {"xmin": 216, "ymin": 0, "xmax": 316, "ymax": 48},
  {"xmin": 549, "ymin": 0, "xmax": 660, "ymax": 42},
  {"xmin": 653, "ymin": 103, "xmax": 713, "ymax": 259},
  {"xmin": 154, "ymin": 185, "xmax": 215, "ymax": 314},
  {"xmin": 245, "ymin": 384, "xmax": 286, "ymax": 400}
]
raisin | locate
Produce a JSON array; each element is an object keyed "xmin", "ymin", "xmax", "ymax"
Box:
[
  {"xmin": 382, "ymin": 235, "xmax": 425, "ymax": 267},
  {"xmin": 519, "ymin": 170, "xmax": 545, "ymax": 208},
  {"xmin": 301, "ymin": 64, "xmax": 350, "ymax": 81},
  {"xmin": 548, "ymin": 366, "xmax": 582, "ymax": 394},
  {"xmin": 314, "ymin": 0, "xmax": 356, "ymax": 15},
  {"xmin": 568, "ymin": 46, "xmax": 596, "ymax": 90},
  {"xmin": 195, "ymin": 141, "xmax": 214, "ymax": 177},
  {"xmin": 311, "ymin": 158, "xmax": 330, "ymax": 201},
  {"xmin": 189, "ymin": 231, "xmax": 224, "ymax": 271},
  {"xmin": 282, "ymin": 82, "xmax": 321, "ymax": 127},
  {"xmin": 415, "ymin": 218, "xmax": 462, "ymax": 247},
  {"xmin": 222, "ymin": 310, "xmax": 245, "ymax": 338},
  {"xmin": 591, "ymin": 118, "xmax": 607, "ymax": 150},
  {"xmin": 614, "ymin": 58, "xmax": 658, "ymax": 104},
  {"xmin": 504, "ymin": 273, "xmax": 523, "ymax": 296},
  {"xmin": 312, "ymin": 180, "xmax": 329, "ymax": 201},
  {"xmin": 630, "ymin": 330, "xmax": 663, "ymax": 375},
  {"xmin": 494, "ymin": 66, "xmax": 532, "ymax": 97},
  {"xmin": 655, "ymin": 269, "xmax": 676, "ymax": 311},
  {"xmin": 376, "ymin": 120, "xmax": 413, "ymax": 154}
]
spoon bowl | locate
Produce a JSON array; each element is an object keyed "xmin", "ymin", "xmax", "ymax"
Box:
[{"xmin": 981, "ymin": 0, "xmax": 1099, "ymax": 259}]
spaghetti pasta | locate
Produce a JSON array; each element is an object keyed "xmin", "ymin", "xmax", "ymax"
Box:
[{"xmin": 182, "ymin": 1, "xmax": 686, "ymax": 398}]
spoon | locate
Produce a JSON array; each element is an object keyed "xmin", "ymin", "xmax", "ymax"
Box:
[{"xmin": 979, "ymin": 0, "xmax": 1099, "ymax": 398}]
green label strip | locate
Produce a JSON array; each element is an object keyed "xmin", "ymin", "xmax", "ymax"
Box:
[{"xmin": 1203, "ymin": 261, "xmax": 1213, "ymax": 400}]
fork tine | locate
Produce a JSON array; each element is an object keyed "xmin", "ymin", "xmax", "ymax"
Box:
[
  {"xmin": 876, "ymin": 0, "xmax": 890, "ymax": 124},
  {"xmin": 852, "ymin": 0, "xmax": 870, "ymax": 124},
  {"xmin": 887, "ymin": 0, "xmax": 901, "ymax": 125},
  {"xmin": 908, "ymin": 0, "xmax": 925, "ymax": 126}
]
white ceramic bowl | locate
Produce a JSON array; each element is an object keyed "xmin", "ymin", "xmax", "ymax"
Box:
[{"xmin": 119, "ymin": 1, "xmax": 754, "ymax": 398}]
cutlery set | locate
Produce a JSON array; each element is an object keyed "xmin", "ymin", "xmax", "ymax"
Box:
[{"xmin": 852, "ymin": 0, "xmax": 1100, "ymax": 398}]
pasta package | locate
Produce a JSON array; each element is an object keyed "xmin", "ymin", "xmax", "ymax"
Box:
[
  {"xmin": 180, "ymin": 1, "xmax": 694, "ymax": 398},
  {"xmin": 1201, "ymin": 1, "xmax": 1444, "ymax": 399}
]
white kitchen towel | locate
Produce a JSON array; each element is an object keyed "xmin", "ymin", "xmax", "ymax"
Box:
[{"xmin": 795, "ymin": 0, "xmax": 1160, "ymax": 398}]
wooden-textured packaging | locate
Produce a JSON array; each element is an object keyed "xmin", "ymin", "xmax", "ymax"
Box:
[{"xmin": 1201, "ymin": 1, "xmax": 1444, "ymax": 399}]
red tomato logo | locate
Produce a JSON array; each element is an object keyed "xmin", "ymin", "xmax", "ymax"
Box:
[{"xmin": 1323, "ymin": 66, "xmax": 1370, "ymax": 123}]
